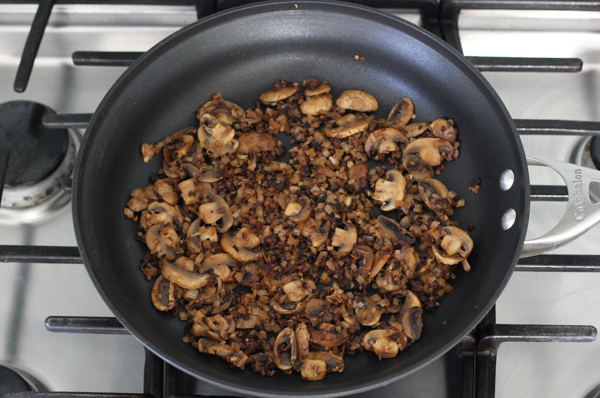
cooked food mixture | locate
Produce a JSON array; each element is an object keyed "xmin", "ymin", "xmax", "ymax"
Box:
[{"xmin": 124, "ymin": 79, "xmax": 473, "ymax": 381}]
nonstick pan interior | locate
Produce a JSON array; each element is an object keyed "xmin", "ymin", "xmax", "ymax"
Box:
[{"xmin": 73, "ymin": 2, "xmax": 529, "ymax": 396}]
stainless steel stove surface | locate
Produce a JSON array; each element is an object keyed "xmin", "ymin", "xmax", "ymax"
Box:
[{"xmin": 1, "ymin": 2, "xmax": 600, "ymax": 397}]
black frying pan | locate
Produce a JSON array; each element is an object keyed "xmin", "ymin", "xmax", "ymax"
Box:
[{"xmin": 73, "ymin": 1, "xmax": 529, "ymax": 396}]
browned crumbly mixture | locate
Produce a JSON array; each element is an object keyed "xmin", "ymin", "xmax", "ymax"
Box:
[
  {"xmin": 469, "ymin": 177, "xmax": 482, "ymax": 194},
  {"xmin": 124, "ymin": 79, "xmax": 474, "ymax": 381}
]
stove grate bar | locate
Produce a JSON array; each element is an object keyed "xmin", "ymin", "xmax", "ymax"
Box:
[
  {"xmin": 42, "ymin": 113, "xmax": 93, "ymax": 130},
  {"xmin": 517, "ymin": 255, "xmax": 600, "ymax": 271},
  {"xmin": 72, "ymin": 51, "xmax": 142, "ymax": 67},
  {"xmin": 45, "ymin": 316, "xmax": 128, "ymax": 335},
  {"xmin": 6, "ymin": 393, "xmax": 153, "ymax": 398},
  {"xmin": 0, "ymin": 148, "xmax": 10, "ymax": 202},
  {"xmin": 13, "ymin": 0, "xmax": 55, "ymax": 93},
  {"xmin": 467, "ymin": 56, "xmax": 582, "ymax": 73},
  {"xmin": 529, "ymin": 185, "xmax": 568, "ymax": 201},
  {"xmin": 475, "ymin": 323, "xmax": 597, "ymax": 398},
  {"xmin": 0, "ymin": 245, "xmax": 82, "ymax": 264},
  {"xmin": 515, "ymin": 119, "xmax": 600, "ymax": 136}
]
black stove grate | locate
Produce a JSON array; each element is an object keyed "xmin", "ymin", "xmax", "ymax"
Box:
[{"xmin": 2, "ymin": 0, "xmax": 600, "ymax": 397}]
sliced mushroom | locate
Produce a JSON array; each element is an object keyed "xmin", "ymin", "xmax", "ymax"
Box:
[
  {"xmin": 336, "ymin": 90, "xmax": 378, "ymax": 112},
  {"xmin": 307, "ymin": 351, "xmax": 344, "ymax": 373},
  {"xmin": 198, "ymin": 95, "xmax": 246, "ymax": 125},
  {"xmin": 388, "ymin": 97, "xmax": 414, "ymax": 127},
  {"xmin": 296, "ymin": 323, "xmax": 310, "ymax": 359},
  {"xmin": 432, "ymin": 226, "xmax": 474, "ymax": 265},
  {"xmin": 369, "ymin": 243, "xmax": 393, "ymax": 281},
  {"xmin": 127, "ymin": 185, "xmax": 156, "ymax": 212},
  {"xmin": 300, "ymin": 94, "xmax": 332, "ymax": 115},
  {"xmin": 197, "ymin": 339, "xmax": 248, "ymax": 369},
  {"xmin": 353, "ymin": 294, "xmax": 382, "ymax": 327},
  {"xmin": 145, "ymin": 225, "xmax": 181, "ymax": 261},
  {"xmin": 198, "ymin": 184, "xmax": 233, "ymax": 233},
  {"xmin": 375, "ymin": 266, "xmax": 408, "ymax": 293},
  {"xmin": 430, "ymin": 118, "xmax": 457, "ymax": 143},
  {"xmin": 348, "ymin": 161, "xmax": 369, "ymax": 191},
  {"xmin": 145, "ymin": 201, "xmax": 184, "ymax": 229},
  {"xmin": 402, "ymin": 138, "xmax": 454, "ymax": 180},
  {"xmin": 163, "ymin": 134, "xmax": 194, "ymax": 166},
  {"xmin": 418, "ymin": 178, "xmax": 454, "ymax": 216},
  {"xmin": 324, "ymin": 114, "xmax": 374, "ymax": 139},
  {"xmin": 186, "ymin": 219, "xmax": 218, "ymax": 253},
  {"xmin": 364, "ymin": 128, "xmax": 409, "ymax": 155},
  {"xmin": 273, "ymin": 301, "xmax": 305, "ymax": 315},
  {"xmin": 404, "ymin": 122, "xmax": 430, "ymax": 138},
  {"xmin": 197, "ymin": 114, "xmax": 238, "ymax": 157},
  {"xmin": 297, "ymin": 357, "xmax": 327, "ymax": 381},
  {"xmin": 151, "ymin": 275, "xmax": 176, "ymax": 311},
  {"xmin": 401, "ymin": 291, "xmax": 423, "ymax": 340},
  {"xmin": 304, "ymin": 79, "xmax": 331, "ymax": 96},
  {"xmin": 177, "ymin": 178, "xmax": 201, "ymax": 206},
  {"xmin": 353, "ymin": 245, "xmax": 374, "ymax": 284},
  {"xmin": 375, "ymin": 215, "xmax": 416, "ymax": 245},
  {"xmin": 204, "ymin": 313, "xmax": 235, "ymax": 340},
  {"xmin": 284, "ymin": 196, "xmax": 312, "ymax": 223},
  {"xmin": 362, "ymin": 329, "xmax": 399, "ymax": 359},
  {"xmin": 236, "ymin": 314, "xmax": 260, "ymax": 329},
  {"xmin": 160, "ymin": 258, "xmax": 211, "ymax": 289},
  {"xmin": 274, "ymin": 327, "xmax": 297, "ymax": 371},
  {"xmin": 302, "ymin": 219, "xmax": 331, "ymax": 247},
  {"xmin": 153, "ymin": 179, "xmax": 178, "ymax": 205},
  {"xmin": 260, "ymin": 86, "xmax": 298, "ymax": 104},
  {"xmin": 283, "ymin": 279, "xmax": 316, "ymax": 302},
  {"xmin": 199, "ymin": 253, "xmax": 239, "ymax": 282},
  {"xmin": 309, "ymin": 325, "xmax": 349, "ymax": 347},
  {"xmin": 237, "ymin": 132, "xmax": 280, "ymax": 154},
  {"xmin": 372, "ymin": 169, "xmax": 406, "ymax": 211},
  {"xmin": 331, "ymin": 222, "xmax": 357, "ymax": 258},
  {"xmin": 221, "ymin": 228, "xmax": 260, "ymax": 262},
  {"xmin": 174, "ymin": 255, "xmax": 195, "ymax": 272},
  {"xmin": 304, "ymin": 298, "xmax": 330, "ymax": 323}
]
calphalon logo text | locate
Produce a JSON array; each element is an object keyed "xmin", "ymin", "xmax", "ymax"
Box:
[{"xmin": 573, "ymin": 168, "xmax": 584, "ymax": 221}]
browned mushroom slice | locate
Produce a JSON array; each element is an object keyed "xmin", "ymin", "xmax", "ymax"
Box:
[
  {"xmin": 368, "ymin": 243, "xmax": 393, "ymax": 282},
  {"xmin": 432, "ymin": 226, "xmax": 474, "ymax": 266},
  {"xmin": 174, "ymin": 255, "xmax": 195, "ymax": 272},
  {"xmin": 260, "ymin": 86, "xmax": 298, "ymax": 104},
  {"xmin": 199, "ymin": 253, "xmax": 239, "ymax": 282},
  {"xmin": 145, "ymin": 201, "xmax": 184, "ymax": 229},
  {"xmin": 297, "ymin": 357, "xmax": 327, "ymax": 381},
  {"xmin": 160, "ymin": 258, "xmax": 210, "ymax": 290},
  {"xmin": 364, "ymin": 128, "xmax": 409, "ymax": 155},
  {"xmin": 353, "ymin": 245, "xmax": 374, "ymax": 284},
  {"xmin": 127, "ymin": 185, "xmax": 156, "ymax": 212},
  {"xmin": 430, "ymin": 118, "xmax": 457, "ymax": 143},
  {"xmin": 336, "ymin": 90, "xmax": 378, "ymax": 112},
  {"xmin": 221, "ymin": 228, "xmax": 260, "ymax": 262},
  {"xmin": 177, "ymin": 178, "xmax": 200, "ymax": 206},
  {"xmin": 375, "ymin": 215, "xmax": 416, "ymax": 245},
  {"xmin": 300, "ymin": 94, "xmax": 332, "ymax": 115},
  {"xmin": 204, "ymin": 313, "xmax": 235, "ymax": 340},
  {"xmin": 186, "ymin": 219, "xmax": 217, "ymax": 253},
  {"xmin": 309, "ymin": 325, "xmax": 349, "ymax": 347},
  {"xmin": 362, "ymin": 329, "xmax": 399, "ymax": 359},
  {"xmin": 324, "ymin": 114, "xmax": 374, "ymax": 139},
  {"xmin": 331, "ymin": 222, "xmax": 357, "ymax": 258},
  {"xmin": 388, "ymin": 97, "xmax": 414, "ymax": 127},
  {"xmin": 163, "ymin": 134, "xmax": 194, "ymax": 166},
  {"xmin": 404, "ymin": 122, "xmax": 430, "ymax": 138},
  {"xmin": 307, "ymin": 351, "xmax": 344, "ymax": 373},
  {"xmin": 274, "ymin": 327, "xmax": 297, "ymax": 371},
  {"xmin": 198, "ymin": 184, "xmax": 233, "ymax": 233},
  {"xmin": 348, "ymin": 161, "xmax": 369, "ymax": 191},
  {"xmin": 402, "ymin": 138, "xmax": 454, "ymax": 180},
  {"xmin": 236, "ymin": 314, "xmax": 260, "ymax": 329},
  {"xmin": 283, "ymin": 279, "xmax": 316, "ymax": 302},
  {"xmin": 418, "ymin": 178, "xmax": 454, "ymax": 216},
  {"xmin": 197, "ymin": 339, "xmax": 248, "ymax": 369},
  {"xmin": 197, "ymin": 114, "xmax": 238, "ymax": 157},
  {"xmin": 151, "ymin": 275, "xmax": 176, "ymax": 311},
  {"xmin": 284, "ymin": 196, "xmax": 312, "ymax": 223},
  {"xmin": 304, "ymin": 298, "xmax": 330, "ymax": 323},
  {"xmin": 401, "ymin": 291, "xmax": 423, "ymax": 340},
  {"xmin": 197, "ymin": 168, "xmax": 223, "ymax": 183},
  {"xmin": 153, "ymin": 179, "xmax": 178, "ymax": 205},
  {"xmin": 353, "ymin": 294, "xmax": 382, "ymax": 326},
  {"xmin": 295, "ymin": 323, "xmax": 310, "ymax": 359},
  {"xmin": 145, "ymin": 225, "xmax": 181, "ymax": 261},
  {"xmin": 273, "ymin": 301, "xmax": 305, "ymax": 315},
  {"xmin": 198, "ymin": 95, "xmax": 246, "ymax": 125},
  {"xmin": 302, "ymin": 219, "xmax": 331, "ymax": 247},
  {"xmin": 304, "ymin": 79, "xmax": 332, "ymax": 96},
  {"xmin": 372, "ymin": 169, "xmax": 406, "ymax": 211},
  {"xmin": 237, "ymin": 132, "xmax": 280, "ymax": 154}
]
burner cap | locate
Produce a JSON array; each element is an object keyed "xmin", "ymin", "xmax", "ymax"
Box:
[
  {"xmin": 0, "ymin": 101, "xmax": 68, "ymax": 187},
  {"xmin": 590, "ymin": 136, "xmax": 600, "ymax": 171},
  {"xmin": 0, "ymin": 365, "xmax": 33, "ymax": 394}
]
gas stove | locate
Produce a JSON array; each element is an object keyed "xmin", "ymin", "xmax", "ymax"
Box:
[{"xmin": 1, "ymin": 1, "xmax": 600, "ymax": 397}]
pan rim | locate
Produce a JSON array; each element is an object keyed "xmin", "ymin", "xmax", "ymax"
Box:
[{"xmin": 73, "ymin": 1, "xmax": 530, "ymax": 396}]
